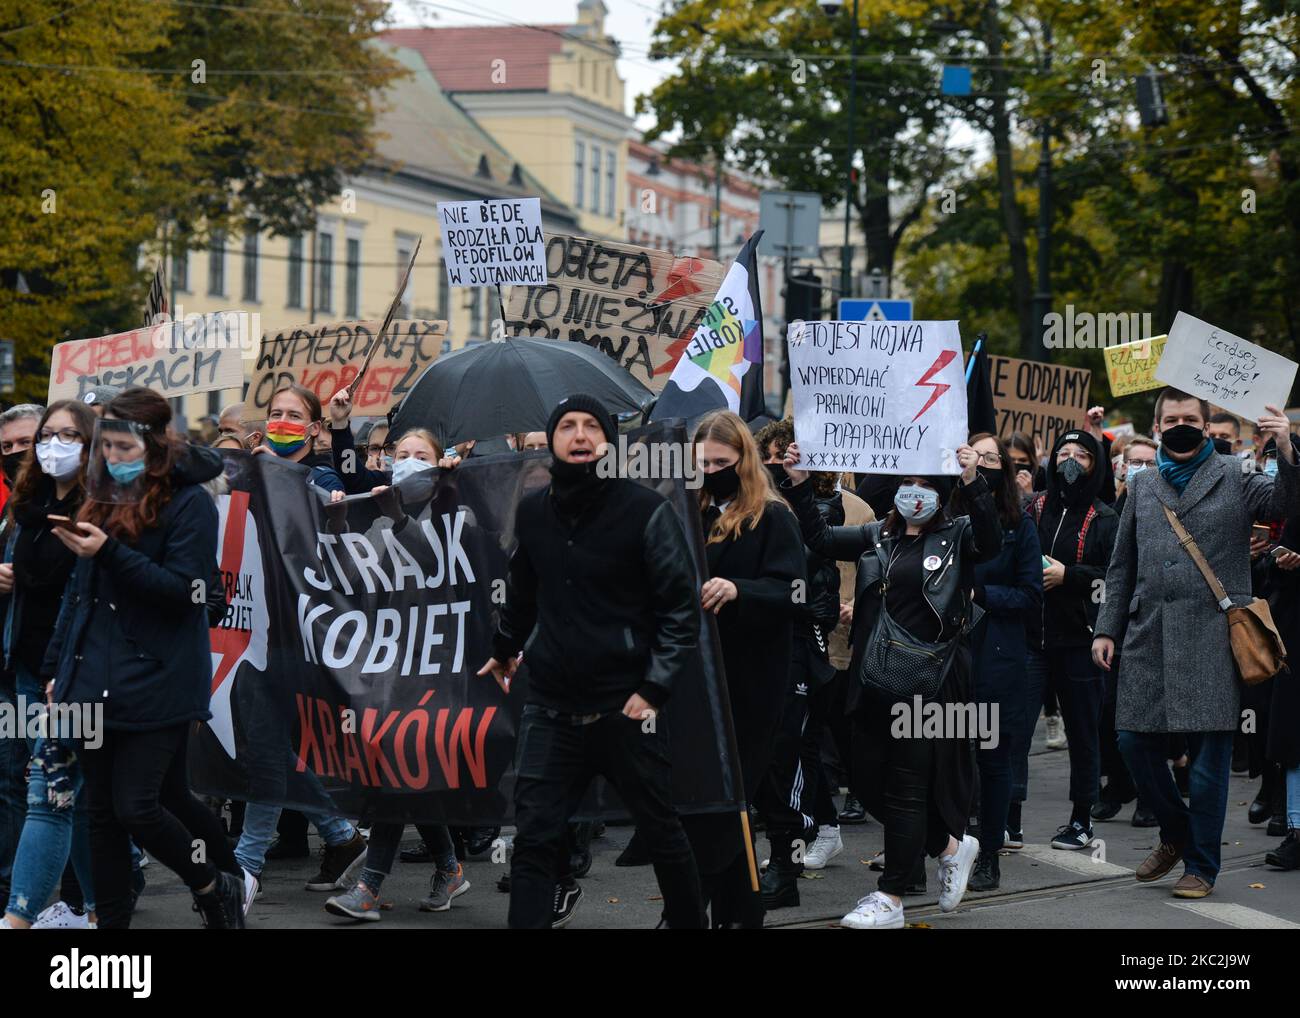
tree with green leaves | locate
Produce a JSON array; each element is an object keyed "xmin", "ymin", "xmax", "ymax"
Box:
[{"xmin": 0, "ymin": 0, "xmax": 402, "ymax": 402}]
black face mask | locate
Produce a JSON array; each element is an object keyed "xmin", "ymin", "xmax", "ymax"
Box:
[
  {"xmin": 1212, "ymin": 437, "xmax": 1233, "ymax": 455},
  {"xmin": 2, "ymin": 450, "xmax": 24, "ymax": 484},
  {"xmin": 1160, "ymin": 424, "xmax": 1205, "ymax": 455},
  {"xmin": 1058, "ymin": 457, "xmax": 1087, "ymax": 490},
  {"xmin": 702, "ymin": 464, "xmax": 741, "ymax": 502},
  {"xmin": 764, "ymin": 462, "xmax": 787, "ymax": 489},
  {"xmin": 975, "ymin": 465, "xmax": 1003, "ymax": 490},
  {"xmin": 548, "ymin": 457, "xmax": 606, "ymax": 518}
]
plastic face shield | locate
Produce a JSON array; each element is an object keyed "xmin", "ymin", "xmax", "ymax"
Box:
[{"xmin": 87, "ymin": 418, "xmax": 150, "ymax": 504}]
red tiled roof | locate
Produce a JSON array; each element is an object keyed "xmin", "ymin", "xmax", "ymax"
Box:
[{"xmin": 384, "ymin": 26, "xmax": 572, "ymax": 92}]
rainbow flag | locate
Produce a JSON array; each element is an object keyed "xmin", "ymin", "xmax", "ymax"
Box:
[{"xmin": 651, "ymin": 232, "xmax": 767, "ymax": 425}]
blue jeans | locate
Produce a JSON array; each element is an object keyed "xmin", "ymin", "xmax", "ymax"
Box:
[
  {"xmin": 1287, "ymin": 766, "xmax": 1300, "ymax": 829},
  {"xmin": 0, "ymin": 664, "xmax": 47, "ymax": 893},
  {"xmin": 5, "ymin": 738, "xmax": 95, "ymax": 923},
  {"xmin": 1118, "ymin": 730, "xmax": 1233, "ymax": 883},
  {"xmin": 235, "ymin": 801, "xmax": 354, "ymax": 876}
]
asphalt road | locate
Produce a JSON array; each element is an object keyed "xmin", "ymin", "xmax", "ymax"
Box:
[{"xmin": 125, "ymin": 720, "xmax": 1300, "ymax": 931}]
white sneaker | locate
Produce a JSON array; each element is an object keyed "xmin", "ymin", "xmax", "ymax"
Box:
[
  {"xmin": 33, "ymin": 901, "xmax": 93, "ymax": 929},
  {"xmin": 242, "ymin": 869, "xmax": 260, "ymax": 919},
  {"xmin": 937, "ymin": 834, "xmax": 979, "ymax": 912},
  {"xmin": 1044, "ymin": 714, "xmax": 1068, "ymax": 750},
  {"xmin": 840, "ymin": 891, "xmax": 904, "ymax": 929},
  {"xmin": 803, "ymin": 826, "xmax": 844, "ymax": 870}
]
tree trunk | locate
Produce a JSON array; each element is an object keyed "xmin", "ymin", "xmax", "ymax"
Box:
[{"xmin": 983, "ymin": 5, "xmax": 1035, "ymax": 357}]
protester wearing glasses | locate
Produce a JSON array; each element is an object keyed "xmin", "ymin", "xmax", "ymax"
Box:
[
  {"xmin": 950, "ymin": 434, "xmax": 1042, "ymax": 891},
  {"xmin": 0, "ymin": 401, "xmax": 97, "ymax": 928},
  {"xmin": 783, "ymin": 439, "xmax": 997, "ymax": 929},
  {"xmin": 1020, "ymin": 430, "xmax": 1118, "ymax": 852}
]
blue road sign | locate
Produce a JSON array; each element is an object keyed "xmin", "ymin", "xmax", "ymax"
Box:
[{"xmin": 838, "ymin": 299, "xmax": 913, "ymax": 322}]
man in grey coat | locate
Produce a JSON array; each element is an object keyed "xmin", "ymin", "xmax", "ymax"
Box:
[{"xmin": 1093, "ymin": 388, "xmax": 1300, "ymax": 899}]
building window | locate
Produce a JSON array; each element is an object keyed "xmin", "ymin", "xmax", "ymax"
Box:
[
  {"xmin": 345, "ymin": 237, "xmax": 360, "ymax": 318},
  {"xmin": 574, "ymin": 141, "xmax": 585, "ymax": 207},
  {"xmin": 605, "ymin": 66, "xmax": 612, "ymax": 97},
  {"xmin": 438, "ymin": 258, "xmax": 449, "ymax": 321},
  {"xmin": 242, "ymin": 227, "xmax": 259, "ymax": 302},
  {"xmin": 469, "ymin": 287, "xmax": 482, "ymax": 336},
  {"xmin": 207, "ymin": 232, "xmax": 225, "ymax": 296},
  {"xmin": 606, "ymin": 153, "xmax": 615, "ymax": 216},
  {"xmin": 287, "ymin": 235, "xmax": 303, "ymax": 308},
  {"xmin": 590, "ymin": 146, "xmax": 601, "ymax": 213},
  {"xmin": 172, "ymin": 245, "xmax": 189, "ymax": 293},
  {"xmin": 395, "ymin": 238, "xmax": 415, "ymax": 317},
  {"xmin": 315, "ymin": 232, "xmax": 333, "ymax": 313}
]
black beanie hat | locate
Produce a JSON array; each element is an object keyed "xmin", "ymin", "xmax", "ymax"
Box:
[
  {"xmin": 1052, "ymin": 428, "xmax": 1101, "ymax": 462},
  {"xmin": 546, "ymin": 393, "xmax": 616, "ymax": 447}
]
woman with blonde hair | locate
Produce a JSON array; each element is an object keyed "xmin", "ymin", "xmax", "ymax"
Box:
[{"xmin": 686, "ymin": 410, "xmax": 805, "ymax": 927}]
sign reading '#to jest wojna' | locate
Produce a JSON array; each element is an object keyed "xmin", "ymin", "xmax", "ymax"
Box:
[{"xmin": 787, "ymin": 319, "xmax": 968, "ymax": 474}]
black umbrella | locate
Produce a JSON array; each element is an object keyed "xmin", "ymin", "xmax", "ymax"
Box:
[{"xmin": 390, "ymin": 338, "xmax": 655, "ymax": 448}]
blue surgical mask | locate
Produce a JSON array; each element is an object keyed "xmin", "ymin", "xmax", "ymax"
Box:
[
  {"xmin": 106, "ymin": 459, "xmax": 146, "ymax": 484},
  {"xmin": 894, "ymin": 484, "xmax": 940, "ymax": 523},
  {"xmin": 382, "ymin": 455, "xmax": 395, "ymax": 471},
  {"xmin": 1265, "ymin": 458, "xmax": 1279, "ymax": 477},
  {"xmin": 391, "ymin": 457, "xmax": 435, "ymax": 485},
  {"xmin": 1125, "ymin": 463, "xmax": 1147, "ymax": 485}
]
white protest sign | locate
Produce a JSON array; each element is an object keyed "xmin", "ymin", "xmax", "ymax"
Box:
[
  {"xmin": 437, "ymin": 197, "xmax": 546, "ymax": 288},
  {"xmin": 1155, "ymin": 311, "xmax": 1298, "ymax": 421},
  {"xmin": 787, "ymin": 319, "xmax": 968, "ymax": 474}
]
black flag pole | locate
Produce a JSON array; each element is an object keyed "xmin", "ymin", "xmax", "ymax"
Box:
[{"xmin": 352, "ymin": 235, "xmax": 421, "ymax": 398}]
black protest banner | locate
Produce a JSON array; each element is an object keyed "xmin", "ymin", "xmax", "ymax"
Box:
[
  {"xmin": 190, "ymin": 423, "xmax": 743, "ymax": 825},
  {"xmin": 988, "ymin": 354, "xmax": 1091, "ymax": 452},
  {"xmin": 503, "ymin": 235, "xmax": 724, "ymax": 392}
]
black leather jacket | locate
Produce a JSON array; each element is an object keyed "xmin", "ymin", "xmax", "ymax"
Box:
[{"xmin": 786, "ymin": 472, "xmax": 1002, "ymax": 661}]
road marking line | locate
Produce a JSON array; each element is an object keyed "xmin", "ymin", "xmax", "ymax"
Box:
[
  {"xmin": 1170, "ymin": 902, "xmax": 1300, "ymax": 929},
  {"xmin": 1019, "ymin": 843, "xmax": 1133, "ymax": 878}
]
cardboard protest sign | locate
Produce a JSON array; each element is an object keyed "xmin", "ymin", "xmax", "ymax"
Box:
[
  {"xmin": 438, "ymin": 198, "xmax": 545, "ymax": 288},
  {"xmin": 1156, "ymin": 312, "xmax": 1298, "ymax": 421},
  {"xmin": 988, "ymin": 354, "xmax": 1090, "ymax": 452},
  {"xmin": 505, "ymin": 235, "xmax": 725, "ymax": 392},
  {"xmin": 244, "ymin": 319, "xmax": 447, "ymax": 423},
  {"xmin": 787, "ymin": 320, "xmax": 968, "ymax": 474},
  {"xmin": 1103, "ymin": 335, "xmax": 1167, "ymax": 397},
  {"xmin": 48, "ymin": 319, "xmax": 245, "ymax": 403}
]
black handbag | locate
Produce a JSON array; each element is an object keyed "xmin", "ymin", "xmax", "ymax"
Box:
[{"xmin": 857, "ymin": 538, "xmax": 966, "ymax": 700}]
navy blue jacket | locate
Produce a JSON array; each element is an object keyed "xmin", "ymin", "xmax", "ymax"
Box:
[
  {"xmin": 970, "ymin": 512, "xmax": 1042, "ymax": 697},
  {"xmin": 46, "ymin": 447, "xmax": 221, "ymax": 731}
]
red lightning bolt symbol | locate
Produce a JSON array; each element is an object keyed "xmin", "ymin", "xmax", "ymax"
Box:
[
  {"xmin": 911, "ymin": 349, "xmax": 957, "ymax": 422},
  {"xmin": 209, "ymin": 488, "xmax": 251, "ymax": 694}
]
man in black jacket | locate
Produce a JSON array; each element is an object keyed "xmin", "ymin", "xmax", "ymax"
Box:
[
  {"xmin": 1024, "ymin": 429, "xmax": 1118, "ymax": 850},
  {"xmin": 478, "ymin": 394, "xmax": 704, "ymax": 929}
]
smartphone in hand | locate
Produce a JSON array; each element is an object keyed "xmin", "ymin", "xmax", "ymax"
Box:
[{"xmin": 46, "ymin": 514, "xmax": 80, "ymax": 532}]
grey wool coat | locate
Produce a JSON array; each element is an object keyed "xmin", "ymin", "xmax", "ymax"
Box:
[{"xmin": 1095, "ymin": 451, "xmax": 1300, "ymax": 733}]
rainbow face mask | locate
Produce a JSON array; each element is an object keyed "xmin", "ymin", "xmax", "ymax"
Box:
[{"xmin": 265, "ymin": 421, "xmax": 310, "ymax": 457}]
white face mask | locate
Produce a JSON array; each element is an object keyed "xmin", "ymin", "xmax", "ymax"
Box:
[
  {"xmin": 391, "ymin": 456, "xmax": 435, "ymax": 485},
  {"xmin": 35, "ymin": 437, "xmax": 83, "ymax": 481}
]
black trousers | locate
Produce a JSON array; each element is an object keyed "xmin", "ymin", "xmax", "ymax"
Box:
[
  {"xmin": 1098, "ymin": 655, "xmax": 1136, "ymax": 802},
  {"xmin": 801, "ymin": 680, "xmax": 839, "ymax": 827},
  {"xmin": 855, "ymin": 703, "xmax": 954, "ymax": 897},
  {"xmin": 80, "ymin": 724, "xmax": 240, "ymax": 929},
  {"xmin": 759, "ymin": 679, "xmax": 817, "ymax": 869},
  {"xmin": 508, "ymin": 704, "xmax": 703, "ymax": 929}
]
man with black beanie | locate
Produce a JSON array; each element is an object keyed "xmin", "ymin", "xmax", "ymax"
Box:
[
  {"xmin": 479, "ymin": 393, "xmax": 705, "ymax": 928},
  {"xmin": 1020, "ymin": 429, "xmax": 1118, "ymax": 851}
]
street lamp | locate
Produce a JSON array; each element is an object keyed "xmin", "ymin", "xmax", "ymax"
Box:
[{"xmin": 820, "ymin": 0, "xmax": 859, "ymax": 304}]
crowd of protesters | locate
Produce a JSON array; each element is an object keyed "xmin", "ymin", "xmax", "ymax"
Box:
[{"xmin": 0, "ymin": 375, "xmax": 1298, "ymax": 931}]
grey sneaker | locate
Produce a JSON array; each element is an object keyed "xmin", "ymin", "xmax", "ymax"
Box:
[
  {"xmin": 324, "ymin": 881, "xmax": 382, "ymax": 922},
  {"xmin": 419, "ymin": 863, "xmax": 470, "ymax": 912}
]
